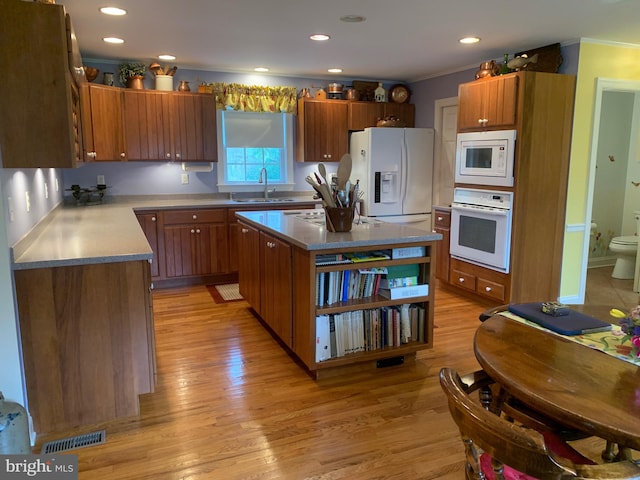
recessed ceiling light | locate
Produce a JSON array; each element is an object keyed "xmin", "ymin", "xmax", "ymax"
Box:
[
  {"xmin": 340, "ymin": 15, "xmax": 365, "ymax": 23},
  {"xmin": 158, "ymin": 54, "xmax": 176, "ymax": 61},
  {"xmin": 103, "ymin": 37, "xmax": 124, "ymax": 44},
  {"xmin": 100, "ymin": 6, "xmax": 127, "ymax": 16},
  {"xmin": 459, "ymin": 36, "xmax": 481, "ymax": 44},
  {"xmin": 328, "ymin": 68, "xmax": 343, "ymax": 73},
  {"xmin": 254, "ymin": 67, "xmax": 269, "ymax": 72},
  {"xmin": 310, "ymin": 34, "xmax": 330, "ymax": 41}
]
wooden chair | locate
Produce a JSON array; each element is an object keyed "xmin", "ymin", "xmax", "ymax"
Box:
[{"xmin": 439, "ymin": 367, "xmax": 640, "ymax": 479}]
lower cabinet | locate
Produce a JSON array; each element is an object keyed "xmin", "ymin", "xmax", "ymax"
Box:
[
  {"xmin": 449, "ymin": 257, "xmax": 509, "ymax": 303},
  {"xmin": 433, "ymin": 208, "xmax": 450, "ymax": 283},
  {"xmin": 162, "ymin": 208, "xmax": 229, "ymax": 278},
  {"xmin": 14, "ymin": 260, "xmax": 155, "ymax": 434},
  {"xmin": 259, "ymin": 231, "xmax": 293, "ymax": 346},
  {"xmin": 136, "ymin": 211, "xmax": 160, "ymax": 278},
  {"xmin": 238, "ymin": 222, "xmax": 261, "ymax": 308}
]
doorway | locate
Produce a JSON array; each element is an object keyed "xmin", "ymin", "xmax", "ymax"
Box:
[
  {"xmin": 433, "ymin": 97, "xmax": 458, "ymax": 208},
  {"xmin": 583, "ymin": 78, "xmax": 640, "ymax": 301}
]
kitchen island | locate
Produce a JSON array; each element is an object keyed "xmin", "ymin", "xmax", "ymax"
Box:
[{"xmin": 236, "ymin": 210, "xmax": 442, "ymax": 378}]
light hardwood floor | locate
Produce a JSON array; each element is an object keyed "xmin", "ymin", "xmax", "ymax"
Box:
[{"xmin": 35, "ymin": 282, "xmax": 496, "ymax": 479}]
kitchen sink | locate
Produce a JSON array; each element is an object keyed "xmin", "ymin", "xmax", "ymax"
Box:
[{"xmin": 233, "ymin": 198, "xmax": 296, "ymax": 203}]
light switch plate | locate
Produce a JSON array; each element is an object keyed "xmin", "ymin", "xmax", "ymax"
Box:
[
  {"xmin": 181, "ymin": 173, "xmax": 189, "ymax": 185},
  {"xmin": 25, "ymin": 191, "xmax": 30, "ymax": 212},
  {"xmin": 97, "ymin": 175, "xmax": 105, "ymax": 185}
]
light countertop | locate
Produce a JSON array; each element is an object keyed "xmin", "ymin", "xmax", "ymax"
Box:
[
  {"xmin": 236, "ymin": 210, "xmax": 442, "ymax": 251},
  {"xmin": 12, "ymin": 194, "xmax": 319, "ymax": 270}
]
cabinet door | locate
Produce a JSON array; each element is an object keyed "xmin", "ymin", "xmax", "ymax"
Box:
[
  {"xmin": 260, "ymin": 232, "xmax": 292, "ymax": 346},
  {"xmin": 80, "ymin": 84, "xmax": 126, "ymax": 161},
  {"xmin": 163, "ymin": 222, "xmax": 228, "ymax": 277},
  {"xmin": 297, "ymin": 100, "xmax": 348, "ymax": 162},
  {"xmin": 433, "ymin": 209, "xmax": 451, "ymax": 283},
  {"xmin": 238, "ymin": 222, "xmax": 261, "ymax": 310},
  {"xmin": 136, "ymin": 212, "xmax": 161, "ymax": 278},
  {"xmin": 384, "ymin": 103, "xmax": 416, "ymax": 128},
  {"xmin": 348, "ymin": 102, "xmax": 383, "ymax": 130},
  {"xmin": 457, "ymin": 75, "xmax": 518, "ymax": 131},
  {"xmin": 170, "ymin": 93, "xmax": 217, "ymax": 162},
  {"xmin": 123, "ymin": 90, "xmax": 172, "ymax": 161}
]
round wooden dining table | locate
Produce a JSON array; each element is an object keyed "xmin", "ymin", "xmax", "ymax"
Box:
[{"xmin": 474, "ymin": 313, "xmax": 640, "ymax": 451}]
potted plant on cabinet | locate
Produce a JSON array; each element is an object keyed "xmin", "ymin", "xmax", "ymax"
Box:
[{"xmin": 118, "ymin": 62, "xmax": 146, "ymax": 89}]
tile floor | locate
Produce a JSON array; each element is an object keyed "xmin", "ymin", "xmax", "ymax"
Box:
[{"xmin": 585, "ymin": 265, "xmax": 638, "ymax": 309}]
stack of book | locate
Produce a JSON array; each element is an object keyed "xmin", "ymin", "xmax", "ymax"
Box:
[
  {"xmin": 378, "ymin": 264, "xmax": 428, "ymax": 300},
  {"xmin": 315, "ymin": 304, "xmax": 426, "ymax": 362},
  {"xmin": 316, "ymin": 269, "xmax": 385, "ymax": 306}
]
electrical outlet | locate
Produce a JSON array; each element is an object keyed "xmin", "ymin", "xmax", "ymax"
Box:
[
  {"xmin": 181, "ymin": 173, "xmax": 189, "ymax": 185},
  {"xmin": 97, "ymin": 175, "xmax": 105, "ymax": 186},
  {"xmin": 25, "ymin": 191, "xmax": 30, "ymax": 213},
  {"xmin": 7, "ymin": 197, "xmax": 14, "ymax": 222}
]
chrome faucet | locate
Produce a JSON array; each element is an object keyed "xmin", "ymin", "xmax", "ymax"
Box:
[{"xmin": 259, "ymin": 167, "xmax": 269, "ymax": 199}]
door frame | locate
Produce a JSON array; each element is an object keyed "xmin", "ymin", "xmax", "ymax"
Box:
[{"xmin": 433, "ymin": 96, "xmax": 458, "ymax": 208}]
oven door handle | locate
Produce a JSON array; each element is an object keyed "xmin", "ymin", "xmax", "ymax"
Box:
[{"xmin": 451, "ymin": 203, "xmax": 510, "ymax": 216}]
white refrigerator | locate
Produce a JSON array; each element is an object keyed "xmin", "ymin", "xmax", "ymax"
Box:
[{"xmin": 350, "ymin": 127, "xmax": 434, "ymax": 230}]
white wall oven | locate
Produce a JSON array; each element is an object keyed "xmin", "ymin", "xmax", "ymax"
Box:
[
  {"xmin": 450, "ymin": 188, "xmax": 513, "ymax": 273},
  {"xmin": 455, "ymin": 129, "xmax": 517, "ymax": 187}
]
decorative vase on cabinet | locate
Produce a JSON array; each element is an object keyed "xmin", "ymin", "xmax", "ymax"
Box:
[{"xmin": 126, "ymin": 76, "xmax": 145, "ymax": 90}]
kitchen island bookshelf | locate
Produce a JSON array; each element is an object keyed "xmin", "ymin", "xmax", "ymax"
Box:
[{"xmin": 236, "ymin": 210, "xmax": 440, "ymax": 378}]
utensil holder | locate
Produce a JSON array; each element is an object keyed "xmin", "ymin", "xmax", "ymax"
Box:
[
  {"xmin": 155, "ymin": 75, "xmax": 173, "ymax": 91},
  {"xmin": 324, "ymin": 206, "xmax": 355, "ymax": 232}
]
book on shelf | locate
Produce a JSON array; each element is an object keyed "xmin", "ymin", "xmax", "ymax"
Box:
[
  {"xmin": 316, "ymin": 269, "xmax": 385, "ymax": 306},
  {"xmin": 391, "ymin": 246, "xmax": 426, "ymax": 259},
  {"xmin": 379, "ymin": 276, "xmax": 419, "ymax": 289},
  {"xmin": 379, "ymin": 283, "xmax": 429, "ymax": 300},
  {"xmin": 344, "ymin": 250, "xmax": 391, "ymax": 263},
  {"xmin": 315, "ymin": 253, "xmax": 353, "ymax": 266},
  {"xmin": 315, "ymin": 304, "xmax": 426, "ymax": 361}
]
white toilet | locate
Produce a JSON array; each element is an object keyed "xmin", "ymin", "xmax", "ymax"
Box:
[{"xmin": 608, "ymin": 212, "xmax": 640, "ymax": 279}]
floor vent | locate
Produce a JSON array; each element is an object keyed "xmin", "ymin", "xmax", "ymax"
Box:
[{"xmin": 41, "ymin": 430, "xmax": 106, "ymax": 454}]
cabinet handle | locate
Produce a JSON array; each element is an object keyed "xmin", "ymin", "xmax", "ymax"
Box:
[
  {"xmin": 485, "ymin": 286, "xmax": 492, "ymax": 292},
  {"xmin": 151, "ymin": 216, "xmax": 156, "ymax": 222},
  {"xmin": 192, "ymin": 214, "xmax": 197, "ymax": 220},
  {"xmin": 327, "ymin": 154, "xmax": 332, "ymax": 159},
  {"xmin": 120, "ymin": 152, "xmax": 126, "ymax": 158},
  {"xmin": 437, "ymin": 216, "xmax": 443, "ymax": 221},
  {"xmin": 89, "ymin": 152, "xmax": 97, "ymax": 158},
  {"xmin": 459, "ymin": 277, "xmax": 465, "ymax": 283},
  {"xmin": 478, "ymin": 118, "xmax": 488, "ymax": 125},
  {"xmin": 191, "ymin": 229, "xmax": 195, "ymax": 234},
  {"xmin": 196, "ymin": 228, "xmax": 201, "ymax": 234},
  {"xmin": 166, "ymin": 153, "xmax": 171, "ymax": 159},
  {"xmin": 176, "ymin": 153, "xmax": 181, "ymax": 159},
  {"xmin": 241, "ymin": 228, "xmax": 249, "ymax": 233}
]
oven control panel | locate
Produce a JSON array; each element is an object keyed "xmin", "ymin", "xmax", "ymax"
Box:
[{"xmin": 452, "ymin": 187, "xmax": 512, "ymax": 210}]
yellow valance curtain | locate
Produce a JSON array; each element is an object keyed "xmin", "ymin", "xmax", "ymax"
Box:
[{"xmin": 208, "ymin": 83, "xmax": 297, "ymax": 114}]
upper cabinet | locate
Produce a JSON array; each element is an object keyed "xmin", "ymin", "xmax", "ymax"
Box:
[
  {"xmin": 81, "ymin": 87, "xmax": 218, "ymax": 162},
  {"xmin": 296, "ymin": 99, "xmax": 348, "ymax": 162},
  {"xmin": 0, "ymin": 1, "xmax": 84, "ymax": 168},
  {"xmin": 348, "ymin": 102, "xmax": 415, "ymax": 130},
  {"xmin": 81, "ymin": 84, "xmax": 126, "ymax": 161},
  {"xmin": 457, "ymin": 74, "xmax": 519, "ymax": 131}
]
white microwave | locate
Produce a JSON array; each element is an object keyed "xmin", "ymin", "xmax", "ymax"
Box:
[{"xmin": 454, "ymin": 130, "xmax": 517, "ymax": 187}]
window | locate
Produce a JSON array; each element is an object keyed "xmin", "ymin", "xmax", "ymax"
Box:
[{"xmin": 216, "ymin": 110, "xmax": 294, "ymax": 192}]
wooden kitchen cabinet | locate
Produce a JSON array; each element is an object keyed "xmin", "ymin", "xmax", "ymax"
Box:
[
  {"xmin": 14, "ymin": 260, "xmax": 155, "ymax": 434},
  {"xmin": 296, "ymin": 99, "xmax": 348, "ymax": 162},
  {"xmin": 80, "ymin": 84, "xmax": 126, "ymax": 161},
  {"xmin": 347, "ymin": 102, "xmax": 415, "ymax": 130},
  {"xmin": 237, "ymin": 221, "xmax": 261, "ymax": 309},
  {"xmin": 170, "ymin": 92, "xmax": 217, "ymax": 162},
  {"xmin": 123, "ymin": 90, "xmax": 172, "ymax": 161},
  {"xmin": 457, "ymin": 74, "xmax": 519, "ymax": 131},
  {"xmin": 449, "ymin": 257, "xmax": 509, "ymax": 302},
  {"xmin": 433, "ymin": 207, "xmax": 451, "ymax": 283},
  {"xmin": 0, "ymin": 1, "xmax": 84, "ymax": 168},
  {"xmin": 260, "ymin": 231, "xmax": 293, "ymax": 346},
  {"xmin": 162, "ymin": 208, "xmax": 229, "ymax": 278},
  {"xmin": 135, "ymin": 211, "xmax": 162, "ymax": 279}
]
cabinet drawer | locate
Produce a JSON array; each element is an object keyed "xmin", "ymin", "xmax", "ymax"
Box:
[
  {"xmin": 451, "ymin": 268, "xmax": 476, "ymax": 292},
  {"xmin": 477, "ymin": 278, "xmax": 506, "ymax": 302},
  {"xmin": 163, "ymin": 208, "xmax": 225, "ymax": 225},
  {"xmin": 434, "ymin": 209, "xmax": 451, "ymax": 228}
]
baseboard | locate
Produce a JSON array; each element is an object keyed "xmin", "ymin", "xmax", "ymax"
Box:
[{"xmin": 587, "ymin": 256, "xmax": 616, "ymax": 269}]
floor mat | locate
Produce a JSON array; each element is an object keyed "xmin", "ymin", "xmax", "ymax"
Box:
[{"xmin": 207, "ymin": 283, "xmax": 244, "ymax": 303}]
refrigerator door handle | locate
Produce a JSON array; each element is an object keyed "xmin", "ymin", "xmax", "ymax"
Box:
[{"xmin": 400, "ymin": 133, "xmax": 408, "ymax": 209}]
